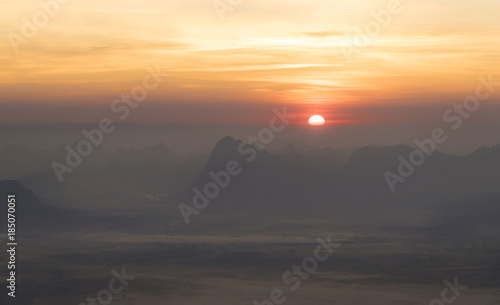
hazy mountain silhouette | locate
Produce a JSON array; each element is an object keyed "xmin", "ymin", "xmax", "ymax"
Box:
[
  {"xmin": 52, "ymin": 143, "xmax": 112, "ymax": 171},
  {"xmin": 440, "ymin": 192, "xmax": 500, "ymax": 228},
  {"xmin": 183, "ymin": 137, "xmax": 500, "ymax": 217},
  {"xmin": 18, "ymin": 142, "xmax": 194, "ymax": 196},
  {"xmin": 184, "ymin": 136, "xmax": 338, "ymax": 216},
  {"xmin": 4, "ymin": 137, "xmax": 500, "ymax": 222},
  {"xmin": 0, "ymin": 145, "xmax": 52, "ymax": 180},
  {"xmin": 0, "ymin": 180, "xmax": 71, "ymax": 228},
  {"xmin": 0, "ymin": 180, "xmax": 131, "ymax": 230},
  {"xmin": 275, "ymin": 143, "xmax": 348, "ymax": 170},
  {"xmin": 111, "ymin": 142, "xmax": 181, "ymax": 168}
]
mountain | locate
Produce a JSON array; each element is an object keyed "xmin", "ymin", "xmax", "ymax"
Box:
[
  {"xmin": 461, "ymin": 145, "xmax": 500, "ymax": 192},
  {"xmin": 5, "ymin": 137, "xmax": 500, "ymax": 222},
  {"xmin": 304, "ymin": 146, "xmax": 349, "ymax": 166},
  {"xmin": 182, "ymin": 136, "xmax": 336, "ymax": 216},
  {"xmin": 18, "ymin": 143, "xmax": 113, "ymax": 196},
  {"xmin": 182, "ymin": 137, "xmax": 500, "ymax": 219},
  {"xmin": 0, "ymin": 180, "xmax": 67, "ymax": 229},
  {"xmin": 0, "ymin": 145, "xmax": 52, "ymax": 180},
  {"xmin": 52, "ymin": 143, "xmax": 112, "ymax": 171},
  {"xmin": 347, "ymin": 145, "xmax": 414, "ymax": 171},
  {"xmin": 19, "ymin": 142, "xmax": 193, "ymax": 198},
  {"xmin": 0, "ymin": 180, "xmax": 130, "ymax": 230},
  {"xmin": 0, "ymin": 180, "xmax": 47, "ymax": 212},
  {"xmin": 275, "ymin": 144, "xmax": 348, "ymax": 167},
  {"xmin": 440, "ymin": 192, "xmax": 500, "ymax": 228},
  {"xmin": 111, "ymin": 142, "xmax": 181, "ymax": 168},
  {"xmin": 1, "ymin": 142, "xmax": 112, "ymax": 194}
]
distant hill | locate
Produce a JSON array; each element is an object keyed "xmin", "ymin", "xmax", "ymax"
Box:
[
  {"xmin": 182, "ymin": 137, "xmax": 500, "ymax": 217},
  {"xmin": 0, "ymin": 180, "xmax": 130, "ymax": 230},
  {"xmin": 111, "ymin": 142, "xmax": 182, "ymax": 168},
  {"xmin": 0, "ymin": 145, "xmax": 52, "ymax": 180},
  {"xmin": 0, "ymin": 180, "xmax": 69, "ymax": 229},
  {"xmin": 3, "ymin": 138, "xmax": 500, "ymax": 221},
  {"xmin": 183, "ymin": 136, "xmax": 337, "ymax": 216},
  {"xmin": 17, "ymin": 142, "xmax": 198, "ymax": 197},
  {"xmin": 275, "ymin": 143, "xmax": 348, "ymax": 166},
  {"xmin": 440, "ymin": 192, "xmax": 500, "ymax": 228}
]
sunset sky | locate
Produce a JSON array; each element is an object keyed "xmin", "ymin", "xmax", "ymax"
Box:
[{"xmin": 1, "ymin": 0, "xmax": 499, "ymax": 125}]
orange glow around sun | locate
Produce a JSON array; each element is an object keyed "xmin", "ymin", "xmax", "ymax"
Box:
[
  {"xmin": 1, "ymin": 0, "xmax": 499, "ymax": 124},
  {"xmin": 308, "ymin": 115, "xmax": 325, "ymax": 126}
]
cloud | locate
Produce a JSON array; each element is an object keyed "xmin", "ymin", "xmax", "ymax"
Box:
[{"xmin": 299, "ymin": 30, "xmax": 342, "ymax": 38}]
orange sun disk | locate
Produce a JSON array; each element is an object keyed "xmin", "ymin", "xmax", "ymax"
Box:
[{"xmin": 308, "ymin": 115, "xmax": 325, "ymax": 126}]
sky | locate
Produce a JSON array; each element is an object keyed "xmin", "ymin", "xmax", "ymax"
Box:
[{"xmin": 0, "ymin": 0, "xmax": 499, "ymax": 126}]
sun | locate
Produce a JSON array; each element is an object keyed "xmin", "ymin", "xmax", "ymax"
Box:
[{"xmin": 308, "ymin": 115, "xmax": 325, "ymax": 126}]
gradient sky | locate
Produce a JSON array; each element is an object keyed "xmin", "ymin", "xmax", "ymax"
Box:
[{"xmin": 1, "ymin": 0, "xmax": 499, "ymax": 125}]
